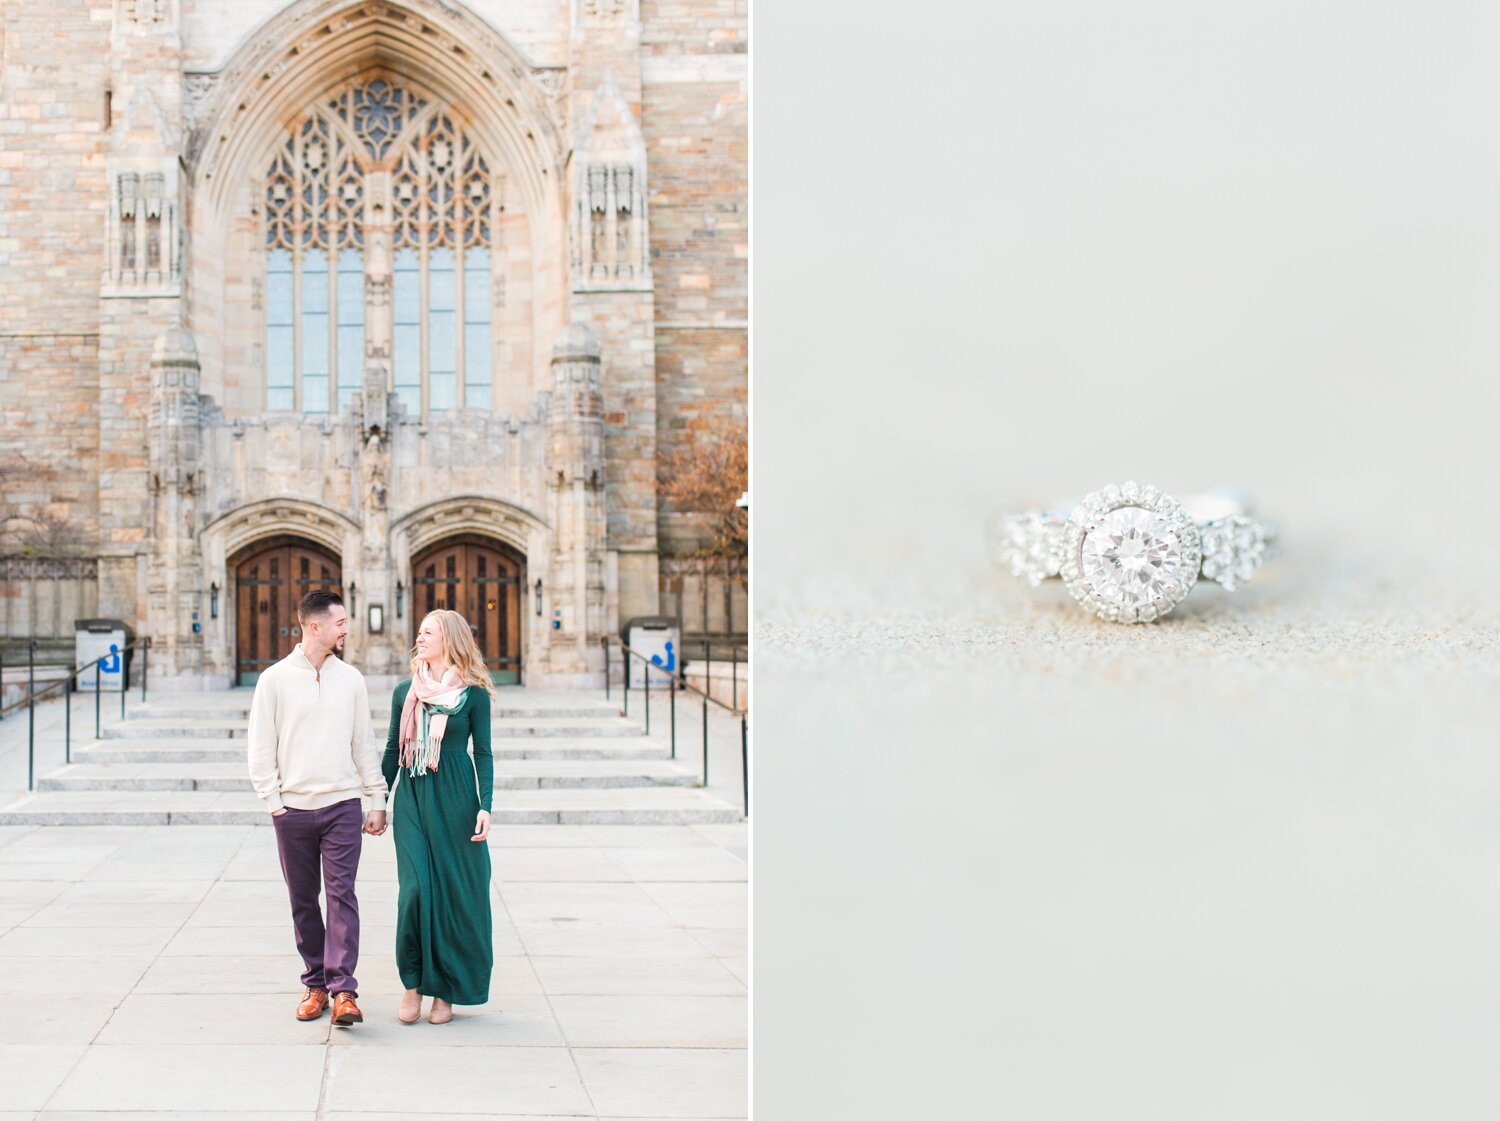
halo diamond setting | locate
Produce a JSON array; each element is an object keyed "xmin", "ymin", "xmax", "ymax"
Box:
[
  {"xmin": 1000, "ymin": 482, "xmax": 1272, "ymax": 624},
  {"xmin": 1060, "ymin": 484, "xmax": 1200, "ymax": 623}
]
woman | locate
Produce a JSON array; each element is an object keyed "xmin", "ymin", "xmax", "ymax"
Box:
[{"xmin": 383, "ymin": 608, "xmax": 497, "ymax": 1024}]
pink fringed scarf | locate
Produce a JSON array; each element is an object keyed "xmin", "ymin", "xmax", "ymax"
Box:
[{"xmin": 397, "ymin": 664, "xmax": 465, "ymax": 775}]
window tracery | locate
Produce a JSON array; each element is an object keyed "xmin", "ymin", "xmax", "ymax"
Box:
[{"xmin": 263, "ymin": 78, "xmax": 496, "ymax": 417}]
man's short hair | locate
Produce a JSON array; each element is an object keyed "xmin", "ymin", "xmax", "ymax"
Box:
[{"xmin": 298, "ymin": 589, "xmax": 344, "ymax": 625}]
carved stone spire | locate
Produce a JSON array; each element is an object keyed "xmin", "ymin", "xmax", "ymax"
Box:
[{"xmin": 545, "ymin": 324, "xmax": 607, "ymax": 674}]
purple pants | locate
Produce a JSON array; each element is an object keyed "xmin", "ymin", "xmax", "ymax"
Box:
[{"xmin": 272, "ymin": 798, "xmax": 363, "ymax": 996}]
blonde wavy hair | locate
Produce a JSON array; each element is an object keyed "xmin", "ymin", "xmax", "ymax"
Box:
[{"xmin": 408, "ymin": 610, "xmax": 501, "ymax": 700}]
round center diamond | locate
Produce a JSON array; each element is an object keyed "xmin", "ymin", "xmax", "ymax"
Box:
[{"xmin": 1079, "ymin": 505, "xmax": 1185, "ymax": 608}]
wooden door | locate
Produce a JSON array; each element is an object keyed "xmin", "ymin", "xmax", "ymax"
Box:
[
  {"xmin": 234, "ymin": 540, "xmax": 342, "ymax": 686},
  {"xmin": 410, "ymin": 538, "xmax": 523, "ymax": 683}
]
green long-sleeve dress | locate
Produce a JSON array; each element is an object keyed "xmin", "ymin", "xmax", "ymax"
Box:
[{"xmin": 383, "ymin": 680, "xmax": 493, "ymax": 1005}]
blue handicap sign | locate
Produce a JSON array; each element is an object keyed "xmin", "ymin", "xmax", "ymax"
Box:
[
  {"xmin": 650, "ymin": 640, "xmax": 676, "ymax": 673},
  {"xmin": 102, "ymin": 644, "xmax": 121, "ymax": 674}
]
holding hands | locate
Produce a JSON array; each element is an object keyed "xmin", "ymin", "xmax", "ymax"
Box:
[{"xmin": 363, "ymin": 810, "xmax": 388, "ymax": 836}]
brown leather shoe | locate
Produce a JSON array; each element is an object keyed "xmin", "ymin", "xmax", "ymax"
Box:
[
  {"xmin": 295, "ymin": 987, "xmax": 329, "ymax": 1021},
  {"xmin": 331, "ymin": 992, "xmax": 363, "ymax": 1026}
]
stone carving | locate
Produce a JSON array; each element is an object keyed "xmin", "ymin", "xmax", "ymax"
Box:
[
  {"xmin": 570, "ymin": 73, "xmax": 650, "ymax": 292},
  {"xmin": 124, "ymin": 0, "xmax": 168, "ymax": 25},
  {"xmin": 365, "ymin": 274, "xmax": 391, "ymax": 307},
  {"xmin": 362, "ymin": 365, "xmax": 389, "ymax": 438},
  {"xmin": 362, "ymin": 429, "xmax": 388, "ymax": 510},
  {"xmin": 105, "ymin": 163, "xmax": 181, "ymax": 295},
  {"xmin": 104, "ymin": 85, "xmax": 182, "ymax": 296},
  {"xmin": 183, "ymin": 73, "xmax": 217, "ymax": 135},
  {"xmin": 581, "ymin": 0, "xmax": 635, "ymax": 22}
]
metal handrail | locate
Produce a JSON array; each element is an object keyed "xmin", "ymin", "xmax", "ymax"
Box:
[
  {"xmin": 601, "ymin": 635, "xmax": 747, "ymax": 818},
  {"xmin": 0, "ymin": 636, "xmax": 153, "ymax": 791},
  {"xmin": 683, "ymin": 641, "xmax": 749, "ymax": 712},
  {"xmin": 603, "ymin": 636, "xmax": 739, "ymax": 711}
]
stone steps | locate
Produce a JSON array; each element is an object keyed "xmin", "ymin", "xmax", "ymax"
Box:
[
  {"xmin": 128, "ymin": 702, "xmax": 624, "ymax": 721},
  {"xmin": 73, "ymin": 740, "xmax": 251, "ymax": 765},
  {"xmin": 0, "ymin": 786, "xmax": 739, "ymax": 826},
  {"xmin": 0, "ymin": 686, "xmax": 739, "ymax": 826},
  {"xmin": 488, "ymin": 718, "xmax": 646, "ymax": 738},
  {"xmin": 103, "ymin": 720, "xmax": 246, "ymax": 740},
  {"xmin": 104, "ymin": 715, "xmax": 645, "ymax": 740},
  {"xmin": 37, "ymin": 758, "xmax": 698, "ymax": 792},
  {"xmin": 72, "ymin": 736, "xmax": 675, "ymax": 765},
  {"xmin": 38, "ymin": 762, "xmax": 249, "ymax": 792}
]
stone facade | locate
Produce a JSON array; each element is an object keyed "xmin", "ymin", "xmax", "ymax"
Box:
[{"xmin": 0, "ymin": 0, "xmax": 747, "ymax": 687}]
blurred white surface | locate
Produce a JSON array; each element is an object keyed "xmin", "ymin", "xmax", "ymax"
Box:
[{"xmin": 754, "ymin": 1, "xmax": 1500, "ymax": 1117}]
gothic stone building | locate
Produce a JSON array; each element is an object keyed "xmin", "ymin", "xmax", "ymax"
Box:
[{"xmin": 0, "ymin": 0, "xmax": 747, "ymax": 688}]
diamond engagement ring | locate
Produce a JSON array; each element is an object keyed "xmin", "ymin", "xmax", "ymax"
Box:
[{"xmin": 997, "ymin": 482, "xmax": 1277, "ymax": 624}]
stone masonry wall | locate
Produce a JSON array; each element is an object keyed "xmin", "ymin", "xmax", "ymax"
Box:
[
  {"xmin": 639, "ymin": 0, "xmax": 748, "ymax": 562},
  {"xmin": 0, "ymin": 334, "xmax": 102, "ymax": 548},
  {"xmin": 0, "ymin": 0, "xmax": 748, "ymax": 650},
  {"xmin": 0, "ymin": 0, "xmax": 111, "ymax": 547}
]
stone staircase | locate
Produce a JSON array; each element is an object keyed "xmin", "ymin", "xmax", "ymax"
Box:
[{"xmin": 0, "ymin": 688, "xmax": 740, "ymax": 826}]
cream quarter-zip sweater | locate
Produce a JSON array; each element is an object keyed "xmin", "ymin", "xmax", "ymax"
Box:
[{"xmin": 247, "ymin": 645, "xmax": 386, "ymax": 814}]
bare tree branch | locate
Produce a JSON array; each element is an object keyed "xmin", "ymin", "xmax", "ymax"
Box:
[{"xmin": 658, "ymin": 412, "xmax": 748, "ymax": 564}]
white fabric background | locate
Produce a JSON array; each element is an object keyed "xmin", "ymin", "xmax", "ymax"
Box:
[{"xmin": 754, "ymin": 2, "xmax": 1500, "ymax": 1117}]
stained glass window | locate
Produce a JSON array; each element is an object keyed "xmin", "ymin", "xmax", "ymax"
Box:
[
  {"xmin": 263, "ymin": 79, "xmax": 497, "ymax": 417},
  {"xmin": 266, "ymin": 248, "xmax": 294, "ymax": 410},
  {"xmin": 393, "ymin": 247, "xmax": 421, "ymax": 415}
]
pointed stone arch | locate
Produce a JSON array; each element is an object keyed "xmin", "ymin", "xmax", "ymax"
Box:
[
  {"xmin": 185, "ymin": 0, "xmax": 570, "ymax": 409},
  {"xmin": 390, "ymin": 493, "xmax": 549, "ymax": 563},
  {"xmin": 188, "ymin": 0, "xmax": 565, "ymax": 221},
  {"xmin": 202, "ymin": 497, "xmax": 361, "ymax": 562},
  {"xmin": 197, "ymin": 497, "xmax": 362, "ymax": 682}
]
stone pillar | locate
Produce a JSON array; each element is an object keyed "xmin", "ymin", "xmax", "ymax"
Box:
[
  {"xmin": 98, "ymin": 1, "xmax": 189, "ymax": 645},
  {"xmin": 567, "ymin": 56, "xmax": 660, "ymax": 627},
  {"xmin": 145, "ymin": 328, "xmax": 205, "ymax": 683},
  {"xmin": 356, "ymin": 363, "xmax": 398, "ymax": 677},
  {"xmin": 544, "ymin": 324, "xmax": 608, "ymax": 682}
]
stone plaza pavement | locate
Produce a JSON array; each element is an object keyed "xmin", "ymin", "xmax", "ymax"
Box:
[{"xmin": 0, "ymin": 818, "xmax": 747, "ymax": 1118}]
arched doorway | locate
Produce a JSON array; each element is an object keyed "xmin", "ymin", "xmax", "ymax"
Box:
[
  {"xmin": 232, "ymin": 537, "xmax": 343, "ymax": 686},
  {"xmin": 410, "ymin": 536, "xmax": 524, "ymax": 684}
]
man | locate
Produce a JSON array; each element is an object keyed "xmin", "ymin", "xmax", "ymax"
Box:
[{"xmin": 247, "ymin": 590, "xmax": 388, "ymax": 1026}]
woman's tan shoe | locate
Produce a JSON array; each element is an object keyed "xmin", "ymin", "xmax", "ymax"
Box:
[
  {"xmin": 398, "ymin": 990, "xmax": 423, "ymax": 1024},
  {"xmin": 427, "ymin": 998, "xmax": 454, "ymax": 1024}
]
